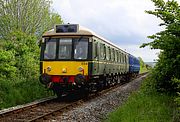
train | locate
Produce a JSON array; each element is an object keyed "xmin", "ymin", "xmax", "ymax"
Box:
[{"xmin": 39, "ymin": 24, "xmax": 140, "ymax": 97}]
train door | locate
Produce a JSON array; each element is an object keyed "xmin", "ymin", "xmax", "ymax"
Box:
[{"xmin": 92, "ymin": 38, "xmax": 99, "ymax": 75}]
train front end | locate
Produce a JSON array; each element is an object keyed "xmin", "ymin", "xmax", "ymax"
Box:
[{"xmin": 39, "ymin": 24, "xmax": 92, "ymax": 97}]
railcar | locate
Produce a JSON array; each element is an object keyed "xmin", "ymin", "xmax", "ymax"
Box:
[
  {"xmin": 39, "ymin": 24, "xmax": 140, "ymax": 97},
  {"xmin": 129, "ymin": 54, "xmax": 140, "ymax": 76}
]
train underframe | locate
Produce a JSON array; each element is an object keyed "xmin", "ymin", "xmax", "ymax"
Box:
[{"xmin": 40, "ymin": 72, "xmax": 139, "ymax": 97}]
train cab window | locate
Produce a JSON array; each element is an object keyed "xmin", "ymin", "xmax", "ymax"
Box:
[
  {"xmin": 74, "ymin": 38, "xmax": 88, "ymax": 59},
  {"xmin": 44, "ymin": 39, "xmax": 56, "ymax": 59},
  {"xmin": 58, "ymin": 38, "xmax": 72, "ymax": 59}
]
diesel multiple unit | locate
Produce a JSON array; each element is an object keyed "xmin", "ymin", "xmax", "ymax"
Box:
[{"xmin": 39, "ymin": 24, "xmax": 140, "ymax": 97}]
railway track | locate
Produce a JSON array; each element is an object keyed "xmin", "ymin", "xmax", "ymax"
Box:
[{"xmin": 0, "ymin": 73, "xmax": 148, "ymax": 122}]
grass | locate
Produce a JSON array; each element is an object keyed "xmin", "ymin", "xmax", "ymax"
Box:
[
  {"xmin": 105, "ymin": 90, "xmax": 178, "ymax": 122},
  {"xmin": 0, "ymin": 79, "xmax": 53, "ymax": 109},
  {"xmin": 140, "ymin": 65, "xmax": 149, "ymax": 74}
]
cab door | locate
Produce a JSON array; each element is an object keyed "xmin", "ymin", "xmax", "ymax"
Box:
[{"xmin": 92, "ymin": 39, "xmax": 99, "ymax": 75}]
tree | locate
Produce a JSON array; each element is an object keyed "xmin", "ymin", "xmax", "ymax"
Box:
[
  {"xmin": 0, "ymin": 0, "xmax": 63, "ymax": 39},
  {"xmin": 141, "ymin": 0, "xmax": 180, "ymax": 92},
  {"xmin": 0, "ymin": 0, "xmax": 62, "ymax": 108}
]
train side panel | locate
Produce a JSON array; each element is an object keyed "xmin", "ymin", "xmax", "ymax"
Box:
[{"xmin": 90, "ymin": 36, "xmax": 129, "ymax": 77}]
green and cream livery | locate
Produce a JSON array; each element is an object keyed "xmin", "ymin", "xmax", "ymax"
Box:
[{"xmin": 39, "ymin": 24, "xmax": 139, "ymax": 97}]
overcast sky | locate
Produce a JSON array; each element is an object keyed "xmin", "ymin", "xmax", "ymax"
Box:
[{"xmin": 51, "ymin": 0, "xmax": 165, "ymax": 62}]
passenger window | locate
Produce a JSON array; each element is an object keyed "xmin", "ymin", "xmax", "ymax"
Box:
[
  {"xmin": 106, "ymin": 46, "xmax": 109, "ymax": 60},
  {"xmin": 116, "ymin": 51, "xmax": 119, "ymax": 62},
  {"xmin": 124, "ymin": 55, "xmax": 126, "ymax": 63},
  {"xmin": 118, "ymin": 52, "xmax": 121, "ymax": 62},
  {"xmin": 111, "ymin": 48, "xmax": 114, "ymax": 61},
  {"xmin": 114, "ymin": 50, "xmax": 117, "ymax": 62},
  {"xmin": 94, "ymin": 40, "xmax": 98, "ymax": 59},
  {"xmin": 113, "ymin": 49, "xmax": 115, "ymax": 61},
  {"xmin": 100, "ymin": 43, "xmax": 105, "ymax": 60},
  {"xmin": 109, "ymin": 47, "xmax": 111, "ymax": 61},
  {"xmin": 122, "ymin": 53, "xmax": 124, "ymax": 63},
  {"xmin": 104, "ymin": 45, "xmax": 106, "ymax": 59},
  {"xmin": 119, "ymin": 53, "xmax": 121, "ymax": 63}
]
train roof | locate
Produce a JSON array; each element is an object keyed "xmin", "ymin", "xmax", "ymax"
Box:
[{"xmin": 42, "ymin": 24, "xmax": 137, "ymax": 56}]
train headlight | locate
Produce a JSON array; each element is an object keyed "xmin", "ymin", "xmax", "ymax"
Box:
[
  {"xmin": 47, "ymin": 66, "xmax": 51, "ymax": 72},
  {"xmin": 62, "ymin": 68, "xmax": 67, "ymax": 73},
  {"xmin": 78, "ymin": 66, "xmax": 84, "ymax": 72}
]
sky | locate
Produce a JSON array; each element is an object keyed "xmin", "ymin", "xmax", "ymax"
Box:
[{"xmin": 51, "ymin": 0, "xmax": 165, "ymax": 62}]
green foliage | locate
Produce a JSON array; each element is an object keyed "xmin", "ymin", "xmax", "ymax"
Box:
[
  {"xmin": 0, "ymin": 31, "xmax": 54, "ymax": 109},
  {"xmin": 4, "ymin": 31, "xmax": 39, "ymax": 80},
  {"xmin": 139, "ymin": 0, "xmax": 180, "ymax": 116},
  {"xmin": 105, "ymin": 89, "xmax": 179, "ymax": 122},
  {"xmin": 138, "ymin": 57, "xmax": 150, "ymax": 73},
  {"xmin": 0, "ymin": 50, "xmax": 17, "ymax": 79},
  {"xmin": 0, "ymin": 0, "xmax": 63, "ymax": 108},
  {"xmin": 0, "ymin": 78, "xmax": 53, "ymax": 109},
  {"xmin": 0, "ymin": 0, "xmax": 63, "ymax": 39},
  {"xmin": 140, "ymin": 0, "xmax": 180, "ymax": 93},
  {"xmin": 173, "ymin": 78, "xmax": 180, "ymax": 110}
]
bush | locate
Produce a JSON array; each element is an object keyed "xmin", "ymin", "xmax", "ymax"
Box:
[
  {"xmin": 0, "ymin": 50, "xmax": 17, "ymax": 79},
  {"xmin": 0, "ymin": 78, "xmax": 53, "ymax": 109},
  {"xmin": 0, "ymin": 31, "xmax": 53, "ymax": 109},
  {"xmin": 140, "ymin": 0, "xmax": 180, "ymax": 94}
]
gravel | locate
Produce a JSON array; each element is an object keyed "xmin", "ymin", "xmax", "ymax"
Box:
[{"xmin": 49, "ymin": 74, "xmax": 147, "ymax": 122}]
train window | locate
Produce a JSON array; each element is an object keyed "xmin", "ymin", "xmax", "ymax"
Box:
[
  {"xmin": 104, "ymin": 45, "xmax": 106, "ymax": 59},
  {"xmin": 115, "ymin": 50, "xmax": 118, "ymax": 62},
  {"xmin": 122, "ymin": 53, "xmax": 124, "ymax": 63},
  {"xmin": 109, "ymin": 47, "xmax": 111, "ymax": 61},
  {"xmin": 74, "ymin": 38, "xmax": 88, "ymax": 59},
  {"xmin": 124, "ymin": 55, "xmax": 127, "ymax": 63},
  {"xmin": 114, "ymin": 50, "xmax": 117, "ymax": 62},
  {"xmin": 111, "ymin": 48, "xmax": 114, "ymax": 61},
  {"xmin": 100, "ymin": 43, "xmax": 105, "ymax": 60},
  {"xmin": 119, "ymin": 53, "xmax": 121, "ymax": 63},
  {"xmin": 44, "ymin": 39, "xmax": 56, "ymax": 59},
  {"xmin": 123, "ymin": 54, "xmax": 126, "ymax": 63},
  {"xmin": 113, "ymin": 49, "xmax": 115, "ymax": 61},
  {"xmin": 93, "ymin": 41, "xmax": 98, "ymax": 59},
  {"xmin": 117, "ymin": 51, "xmax": 120, "ymax": 62},
  {"xmin": 106, "ymin": 46, "xmax": 110, "ymax": 60},
  {"xmin": 118, "ymin": 52, "xmax": 121, "ymax": 62},
  {"xmin": 58, "ymin": 38, "xmax": 72, "ymax": 59}
]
